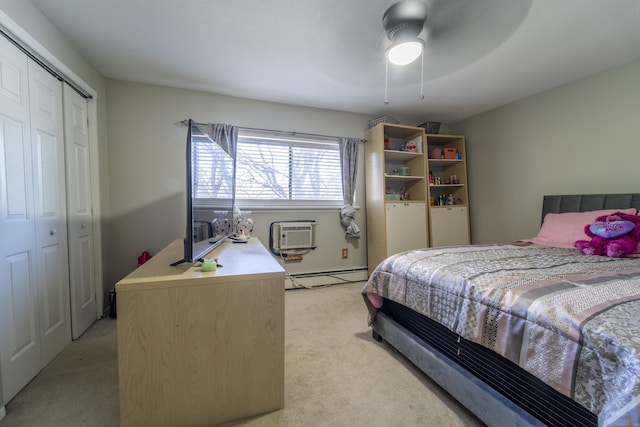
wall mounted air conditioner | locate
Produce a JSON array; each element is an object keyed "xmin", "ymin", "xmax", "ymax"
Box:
[{"xmin": 271, "ymin": 221, "xmax": 317, "ymax": 250}]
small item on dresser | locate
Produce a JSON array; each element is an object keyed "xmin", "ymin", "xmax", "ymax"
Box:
[
  {"xmin": 201, "ymin": 258, "xmax": 217, "ymax": 272},
  {"xmin": 137, "ymin": 251, "xmax": 152, "ymax": 267}
]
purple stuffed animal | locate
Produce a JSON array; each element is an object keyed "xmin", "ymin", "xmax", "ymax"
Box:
[{"xmin": 575, "ymin": 211, "xmax": 640, "ymax": 258}]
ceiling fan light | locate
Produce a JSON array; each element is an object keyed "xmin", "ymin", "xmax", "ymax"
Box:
[{"xmin": 386, "ymin": 40, "xmax": 423, "ymax": 65}]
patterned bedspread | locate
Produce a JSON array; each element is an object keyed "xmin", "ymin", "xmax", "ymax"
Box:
[{"xmin": 362, "ymin": 243, "xmax": 640, "ymax": 427}]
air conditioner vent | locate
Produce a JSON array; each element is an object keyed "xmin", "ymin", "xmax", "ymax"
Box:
[{"xmin": 271, "ymin": 221, "xmax": 317, "ymax": 250}]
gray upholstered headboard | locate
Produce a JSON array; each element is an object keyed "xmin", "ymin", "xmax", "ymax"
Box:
[{"xmin": 542, "ymin": 194, "xmax": 640, "ymax": 223}]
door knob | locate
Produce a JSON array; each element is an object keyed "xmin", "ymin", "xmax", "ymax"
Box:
[
  {"xmin": 81, "ymin": 223, "xmax": 87, "ymax": 229},
  {"xmin": 49, "ymin": 229, "xmax": 57, "ymax": 236}
]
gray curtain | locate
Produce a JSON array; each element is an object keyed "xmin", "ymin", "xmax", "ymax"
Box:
[
  {"xmin": 203, "ymin": 122, "xmax": 238, "ymax": 213},
  {"xmin": 339, "ymin": 137, "xmax": 361, "ymax": 239},
  {"xmin": 203, "ymin": 123, "xmax": 238, "ymax": 158}
]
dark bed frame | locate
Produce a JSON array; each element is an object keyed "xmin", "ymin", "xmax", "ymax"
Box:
[{"xmin": 371, "ymin": 194, "xmax": 640, "ymax": 427}]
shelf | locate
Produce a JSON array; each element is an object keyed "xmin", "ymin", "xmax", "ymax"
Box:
[
  {"xmin": 386, "ymin": 174, "xmax": 423, "ymax": 180},
  {"xmin": 425, "ymin": 134, "xmax": 464, "ymax": 145},
  {"xmin": 384, "ymin": 150, "xmax": 422, "ymax": 161},
  {"xmin": 386, "ymin": 200, "xmax": 424, "ymax": 204},
  {"xmin": 430, "ymin": 204, "xmax": 468, "ymax": 209},
  {"xmin": 428, "ymin": 159, "xmax": 463, "ymax": 164},
  {"xmin": 365, "ymin": 123, "xmax": 470, "ymax": 261},
  {"xmin": 380, "ymin": 123, "xmax": 425, "ymax": 138}
]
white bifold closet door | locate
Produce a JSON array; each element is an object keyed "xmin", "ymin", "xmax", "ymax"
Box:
[
  {"xmin": 63, "ymin": 85, "xmax": 96, "ymax": 339},
  {"xmin": 0, "ymin": 35, "xmax": 72, "ymax": 402}
]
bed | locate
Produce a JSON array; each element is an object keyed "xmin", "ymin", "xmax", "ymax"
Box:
[{"xmin": 362, "ymin": 194, "xmax": 640, "ymax": 427}]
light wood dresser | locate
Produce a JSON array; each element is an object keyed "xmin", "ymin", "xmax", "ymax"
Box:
[{"xmin": 116, "ymin": 237, "xmax": 285, "ymax": 427}]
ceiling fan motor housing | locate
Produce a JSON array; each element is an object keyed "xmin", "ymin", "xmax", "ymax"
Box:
[{"xmin": 383, "ymin": 0, "xmax": 428, "ymax": 42}]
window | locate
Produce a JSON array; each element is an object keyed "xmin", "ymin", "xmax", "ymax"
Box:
[{"xmin": 235, "ymin": 128, "xmax": 343, "ymax": 208}]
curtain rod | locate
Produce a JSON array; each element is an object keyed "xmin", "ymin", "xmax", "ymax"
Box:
[
  {"xmin": 0, "ymin": 25, "xmax": 92, "ymax": 100},
  {"xmin": 178, "ymin": 119, "xmax": 365, "ymax": 142}
]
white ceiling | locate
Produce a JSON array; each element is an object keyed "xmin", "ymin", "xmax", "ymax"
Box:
[{"xmin": 30, "ymin": 0, "xmax": 640, "ymax": 123}]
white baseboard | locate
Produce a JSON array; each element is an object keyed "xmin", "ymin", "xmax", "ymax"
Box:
[{"xmin": 0, "ymin": 405, "xmax": 6, "ymax": 421}]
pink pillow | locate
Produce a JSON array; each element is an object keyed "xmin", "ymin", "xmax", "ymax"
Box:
[{"xmin": 526, "ymin": 209, "xmax": 638, "ymax": 249}]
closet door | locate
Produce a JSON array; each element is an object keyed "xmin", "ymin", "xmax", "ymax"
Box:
[
  {"xmin": 0, "ymin": 35, "xmax": 41, "ymax": 402},
  {"xmin": 0, "ymin": 36, "xmax": 71, "ymax": 402},
  {"xmin": 63, "ymin": 85, "xmax": 96, "ymax": 339},
  {"xmin": 28, "ymin": 61, "xmax": 71, "ymax": 365}
]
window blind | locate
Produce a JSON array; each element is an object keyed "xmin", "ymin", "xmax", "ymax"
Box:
[{"xmin": 235, "ymin": 128, "xmax": 343, "ymax": 208}]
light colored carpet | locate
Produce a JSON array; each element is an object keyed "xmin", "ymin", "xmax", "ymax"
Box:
[
  {"xmin": 1, "ymin": 314, "xmax": 119, "ymax": 426},
  {"xmin": 1, "ymin": 282, "xmax": 483, "ymax": 427}
]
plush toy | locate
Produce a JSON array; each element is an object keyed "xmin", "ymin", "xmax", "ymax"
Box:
[
  {"xmin": 575, "ymin": 211, "xmax": 640, "ymax": 257},
  {"xmin": 404, "ymin": 139, "xmax": 419, "ymax": 153}
]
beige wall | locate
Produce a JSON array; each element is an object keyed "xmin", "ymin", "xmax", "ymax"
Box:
[
  {"xmin": 105, "ymin": 80, "xmax": 377, "ymax": 284},
  {"xmin": 449, "ymin": 59, "xmax": 640, "ymax": 244}
]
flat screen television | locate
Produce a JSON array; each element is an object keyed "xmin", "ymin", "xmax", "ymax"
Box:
[{"xmin": 171, "ymin": 119, "xmax": 236, "ymax": 266}]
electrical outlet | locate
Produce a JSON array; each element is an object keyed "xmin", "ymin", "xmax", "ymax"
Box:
[{"xmin": 341, "ymin": 248, "xmax": 348, "ymax": 259}]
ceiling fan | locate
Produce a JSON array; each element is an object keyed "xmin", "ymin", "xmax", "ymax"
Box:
[
  {"xmin": 382, "ymin": 0, "xmax": 429, "ymax": 103},
  {"xmin": 383, "ymin": 0, "xmax": 428, "ymax": 66},
  {"xmin": 379, "ymin": 0, "xmax": 532, "ymax": 105}
]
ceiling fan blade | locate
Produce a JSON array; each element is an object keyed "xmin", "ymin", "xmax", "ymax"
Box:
[{"xmin": 422, "ymin": 0, "xmax": 532, "ymax": 78}]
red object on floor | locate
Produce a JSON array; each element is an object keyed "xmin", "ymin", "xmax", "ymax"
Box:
[{"xmin": 137, "ymin": 251, "xmax": 152, "ymax": 267}]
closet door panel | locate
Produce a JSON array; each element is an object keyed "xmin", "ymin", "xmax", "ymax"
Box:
[
  {"xmin": 0, "ymin": 36, "xmax": 40, "ymax": 403},
  {"xmin": 39, "ymin": 244, "xmax": 67, "ymax": 334},
  {"xmin": 5, "ymin": 252, "xmax": 39, "ymax": 352},
  {"xmin": 405, "ymin": 202, "xmax": 428, "ymax": 251},
  {"xmin": 385, "ymin": 203, "xmax": 405, "ymax": 256},
  {"xmin": 64, "ymin": 85, "xmax": 96, "ymax": 339},
  {"xmin": 1, "ymin": 119, "xmax": 29, "ymax": 214},
  {"xmin": 0, "ymin": 54, "xmax": 23, "ymax": 104},
  {"xmin": 28, "ymin": 60, "xmax": 71, "ymax": 366}
]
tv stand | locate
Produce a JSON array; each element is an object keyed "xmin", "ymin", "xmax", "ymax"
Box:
[{"xmin": 116, "ymin": 237, "xmax": 285, "ymax": 427}]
